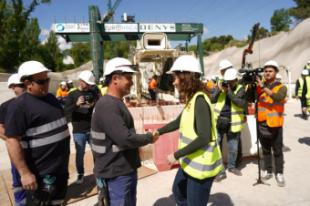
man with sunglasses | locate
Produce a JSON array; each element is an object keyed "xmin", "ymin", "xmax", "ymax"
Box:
[
  {"xmin": 91, "ymin": 57, "xmax": 159, "ymax": 206},
  {"xmin": 256, "ymin": 60, "xmax": 287, "ymax": 187},
  {"xmin": 0, "ymin": 74, "xmax": 26, "ymax": 205},
  {"xmin": 5, "ymin": 61, "xmax": 70, "ymax": 205},
  {"xmin": 64, "ymin": 70, "xmax": 100, "ymax": 184}
]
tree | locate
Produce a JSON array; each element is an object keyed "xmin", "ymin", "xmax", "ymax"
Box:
[
  {"xmin": 70, "ymin": 43, "xmax": 91, "ymax": 67},
  {"xmin": 0, "ymin": 0, "xmax": 50, "ymax": 72},
  {"xmin": 271, "ymin": 8, "xmax": 292, "ymax": 32},
  {"xmin": 289, "ymin": 0, "xmax": 310, "ymax": 22}
]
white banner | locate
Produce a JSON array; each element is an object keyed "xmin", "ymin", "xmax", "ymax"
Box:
[
  {"xmin": 104, "ymin": 24, "xmax": 138, "ymax": 32},
  {"xmin": 139, "ymin": 23, "xmax": 176, "ymax": 32},
  {"xmin": 54, "ymin": 23, "xmax": 90, "ymax": 33}
]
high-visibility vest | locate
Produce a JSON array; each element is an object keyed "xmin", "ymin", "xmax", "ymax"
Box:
[
  {"xmin": 68, "ymin": 87, "xmax": 77, "ymax": 93},
  {"xmin": 179, "ymin": 91, "xmax": 223, "ymax": 180},
  {"xmin": 214, "ymin": 84, "xmax": 246, "ymax": 133},
  {"xmin": 257, "ymin": 83, "xmax": 286, "ymax": 127},
  {"xmin": 297, "ymin": 77, "xmax": 304, "ymax": 97},
  {"xmin": 306, "ymin": 64, "xmax": 310, "ymax": 70},
  {"xmin": 56, "ymin": 87, "xmax": 68, "ymax": 98},
  {"xmin": 101, "ymin": 86, "xmax": 108, "ymax": 96},
  {"xmin": 305, "ymin": 76, "xmax": 310, "ymax": 112}
]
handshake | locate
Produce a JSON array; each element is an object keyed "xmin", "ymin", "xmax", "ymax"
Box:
[{"xmin": 151, "ymin": 130, "xmax": 160, "ymax": 143}]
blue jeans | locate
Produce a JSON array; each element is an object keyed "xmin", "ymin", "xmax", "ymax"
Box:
[
  {"xmin": 217, "ymin": 130, "xmax": 240, "ymax": 170},
  {"xmin": 11, "ymin": 162, "xmax": 26, "ymax": 206},
  {"xmin": 106, "ymin": 171, "xmax": 137, "ymax": 206},
  {"xmin": 73, "ymin": 132, "xmax": 90, "ymax": 175},
  {"xmin": 173, "ymin": 168, "xmax": 214, "ymax": 206}
]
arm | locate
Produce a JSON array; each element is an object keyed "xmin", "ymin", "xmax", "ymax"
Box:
[
  {"xmin": 0, "ymin": 124, "xmax": 6, "ymax": 141},
  {"xmin": 174, "ymin": 96, "xmax": 212, "ymax": 159},
  {"xmin": 157, "ymin": 113, "xmax": 181, "ymax": 135},
  {"xmin": 227, "ymin": 86, "xmax": 247, "ymax": 108},
  {"xmin": 210, "ymin": 87, "xmax": 221, "ymax": 103},
  {"xmin": 270, "ymin": 86, "xmax": 287, "ymax": 102},
  {"xmin": 6, "ymin": 137, "xmax": 37, "ymax": 190}
]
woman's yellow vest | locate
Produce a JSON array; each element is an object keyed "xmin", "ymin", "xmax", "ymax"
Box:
[
  {"xmin": 297, "ymin": 77, "xmax": 304, "ymax": 97},
  {"xmin": 306, "ymin": 76, "xmax": 310, "ymax": 112},
  {"xmin": 179, "ymin": 92, "xmax": 223, "ymax": 180},
  {"xmin": 214, "ymin": 84, "xmax": 246, "ymax": 133}
]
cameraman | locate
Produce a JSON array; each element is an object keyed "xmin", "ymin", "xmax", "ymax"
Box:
[
  {"xmin": 211, "ymin": 68, "xmax": 247, "ymax": 182},
  {"xmin": 65, "ymin": 70, "xmax": 100, "ymax": 184},
  {"xmin": 256, "ymin": 60, "xmax": 287, "ymax": 187}
]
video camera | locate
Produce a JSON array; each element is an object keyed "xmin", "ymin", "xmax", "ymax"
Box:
[{"xmin": 239, "ymin": 67, "xmax": 264, "ymax": 85}]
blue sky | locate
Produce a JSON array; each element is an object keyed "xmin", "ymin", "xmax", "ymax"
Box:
[{"xmin": 28, "ymin": 0, "xmax": 296, "ymax": 41}]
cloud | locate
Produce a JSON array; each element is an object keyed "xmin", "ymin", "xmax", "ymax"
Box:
[{"xmin": 63, "ymin": 55, "xmax": 74, "ymax": 65}]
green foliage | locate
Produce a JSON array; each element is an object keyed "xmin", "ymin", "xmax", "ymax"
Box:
[
  {"xmin": 70, "ymin": 43, "xmax": 91, "ymax": 67},
  {"xmin": 203, "ymin": 35, "xmax": 234, "ymax": 54},
  {"xmin": 103, "ymin": 41, "xmax": 135, "ymax": 59},
  {"xmin": 0, "ymin": 0, "xmax": 51, "ymax": 72},
  {"xmin": 271, "ymin": 8, "xmax": 292, "ymax": 32},
  {"xmin": 289, "ymin": 0, "xmax": 310, "ymax": 22}
]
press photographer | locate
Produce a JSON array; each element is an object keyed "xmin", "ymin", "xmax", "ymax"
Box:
[
  {"xmin": 255, "ymin": 60, "xmax": 287, "ymax": 187},
  {"xmin": 211, "ymin": 68, "xmax": 247, "ymax": 181}
]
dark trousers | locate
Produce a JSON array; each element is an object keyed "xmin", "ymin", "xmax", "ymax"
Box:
[
  {"xmin": 11, "ymin": 162, "xmax": 26, "ymax": 206},
  {"xmin": 148, "ymin": 89, "xmax": 156, "ymax": 101},
  {"xmin": 172, "ymin": 168, "xmax": 214, "ymax": 206},
  {"xmin": 259, "ymin": 125, "xmax": 284, "ymax": 174},
  {"xmin": 107, "ymin": 171, "xmax": 137, "ymax": 206}
]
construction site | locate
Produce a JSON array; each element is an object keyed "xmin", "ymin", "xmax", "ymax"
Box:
[{"xmin": 1, "ymin": 0, "xmax": 310, "ymax": 205}]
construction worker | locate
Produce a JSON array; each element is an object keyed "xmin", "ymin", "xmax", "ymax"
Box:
[
  {"xmin": 256, "ymin": 60, "xmax": 287, "ymax": 187},
  {"xmin": 155, "ymin": 55, "xmax": 223, "ymax": 206},
  {"xmin": 211, "ymin": 68, "xmax": 247, "ymax": 181},
  {"xmin": 67, "ymin": 79, "xmax": 76, "ymax": 93},
  {"xmin": 148, "ymin": 75, "xmax": 158, "ymax": 103},
  {"xmin": 5, "ymin": 61, "xmax": 70, "ymax": 205},
  {"xmin": 98, "ymin": 77, "xmax": 108, "ymax": 96},
  {"xmin": 295, "ymin": 70, "xmax": 309, "ymax": 119},
  {"xmin": 0, "ymin": 74, "xmax": 26, "ymax": 206},
  {"xmin": 91, "ymin": 57, "xmax": 158, "ymax": 206},
  {"xmin": 56, "ymin": 81, "xmax": 68, "ymax": 106},
  {"xmin": 303, "ymin": 71, "xmax": 310, "ymax": 118},
  {"xmin": 65, "ymin": 70, "xmax": 100, "ymax": 184}
]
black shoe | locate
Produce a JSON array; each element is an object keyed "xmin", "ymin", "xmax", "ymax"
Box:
[
  {"xmin": 75, "ymin": 174, "xmax": 84, "ymax": 184},
  {"xmin": 214, "ymin": 173, "xmax": 227, "ymax": 182},
  {"xmin": 228, "ymin": 168, "xmax": 242, "ymax": 176}
]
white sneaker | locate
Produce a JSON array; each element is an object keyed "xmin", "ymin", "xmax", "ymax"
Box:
[
  {"xmin": 262, "ymin": 171, "xmax": 273, "ymax": 180},
  {"xmin": 275, "ymin": 173, "xmax": 285, "ymax": 187}
]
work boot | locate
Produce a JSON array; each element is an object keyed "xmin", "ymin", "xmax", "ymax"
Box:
[
  {"xmin": 228, "ymin": 168, "xmax": 242, "ymax": 176},
  {"xmin": 275, "ymin": 173, "xmax": 285, "ymax": 187},
  {"xmin": 262, "ymin": 171, "xmax": 273, "ymax": 181},
  {"xmin": 75, "ymin": 174, "xmax": 84, "ymax": 184},
  {"xmin": 214, "ymin": 173, "xmax": 227, "ymax": 182}
]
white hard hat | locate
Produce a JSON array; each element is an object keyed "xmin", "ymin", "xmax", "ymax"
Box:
[
  {"xmin": 60, "ymin": 81, "xmax": 66, "ymax": 86},
  {"xmin": 104, "ymin": 57, "xmax": 136, "ymax": 76},
  {"xmin": 79, "ymin": 70, "xmax": 95, "ymax": 85},
  {"xmin": 211, "ymin": 75, "xmax": 219, "ymax": 81},
  {"xmin": 18, "ymin": 61, "xmax": 49, "ymax": 80},
  {"xmin": 219, "ymin": 59, "xmax": 233, "ymax": 71},
  {"xmin": 276, "ymin": 73, "xmax": 282, "ymax": 80},
  {"xmin": 307, "ymin": 60, "xmax": 310, "ymax": 64},
  {"xmin": 223, "ymin": 68, "xmax": 238, "ymax": 81},
  {"xmin": 263, "ymin": 60, "xmax": 279, "ymax": 71},
  {"xmin": 301, "ymin": 69, "xmax": 309, "ymax": 75},
  {"xmin": 67, "ymin": 80, "xmax": 73, "ymax": 84},
  {"xmin": 99, "ymin": 77, "xmax": 104, "ymax": 82},
  {"xmin": 167, "ymin": 55, "xmax": 201, "ymax": 74},
  {"xmin": 7, "ymin": 73, "xmax": 22, "ymax": 88}
]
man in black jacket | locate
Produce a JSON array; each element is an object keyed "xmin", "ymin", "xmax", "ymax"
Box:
[{"xmin": 91, "ymin": 57, "xmax": 158, "ymax": 206}]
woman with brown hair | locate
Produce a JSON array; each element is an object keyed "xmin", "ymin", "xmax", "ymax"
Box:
[{"xmin": 155, "ymin": 55, "xmax": 223, "ymax": 206}]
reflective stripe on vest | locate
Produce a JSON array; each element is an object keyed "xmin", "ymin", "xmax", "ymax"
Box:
[
  {"xmin": 26, "ymin": 117, "xmax": 67, "ymax": 136},
  {"xmin": 91, "ymin": 144, "xmax": 106, "ymax": 154},
  {"xmin": 51, "ymin": 200, "xmax": 64, "ymax": 205},
  {"xmin": 297, "ymin": 77, "xmax": 304, "ymax": 97},
  {"xmin": 91, "ymin": 130, "xmax": 106, "ymax": 140},
  {"xmin": 214, "ymin": 84, "xmax": 246, "ymax": 132},
  {"xmin": 257, "ymin": 83, "xmax": 286, "ymax": 127},
  {"xmin": 21, "ymin": 130, "xmax": 70, "ymax": 149},
  {"xmin": 179, "ymin": 91, "xmax": 223, "ymax": 180}
]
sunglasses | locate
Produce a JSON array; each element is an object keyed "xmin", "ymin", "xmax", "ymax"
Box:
[{"xmin": 32, "ymin": 78, "xmax": 50, "ymax": 85}]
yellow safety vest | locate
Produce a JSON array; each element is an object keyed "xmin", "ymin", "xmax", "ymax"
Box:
[
  {"xmin": 101, "ymin": 86, "xmax": 108, "ymax": 96},
  {"xmin": 306, "ymin": 76, "xmax": 310, "ymax": 112},
  {"xmin": 68, "ymin": 87, "xmax": 77, "ymax": 93},
  {"xmin": 179, "ymin": 91, "xmax": 223, "ymax": 180},
  {"xmin": 297, "ymin": 77, "xmax": 304, "ymax": 97},
  {"xmin": 214, "ymin": 84, "xmax": 246, "ymax": 133}
]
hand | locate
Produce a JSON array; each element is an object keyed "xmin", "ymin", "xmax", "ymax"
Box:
[
  {"xmin": 256, "ymin": 76, "xmax": 264, "ymax": 88},
  {"xmin": 76, "ymin": 96, "xmax": 85, "ymax": 106},
  {"xmin": 21, "ymin": 172, "xmax": 38, "ymax": 191},
  {"xmin": 167, "ymin": 154, "xmax": 177, "ymax": 164},
  {"xmin": 152, "ymin": 130, "xmax": 160, "ymax": 143}
]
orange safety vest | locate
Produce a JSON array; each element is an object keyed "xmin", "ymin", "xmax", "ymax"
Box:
[
  {"xmin": 148, "ymin": 79, "xmax": 157, "ymax": 90},
  {"xmin": 56, "ymin": 87, "xmax": 68, "ymax": 98},
  {"xmin": 257, "ymin": 83, "xmax": 286, "ymax": 127}
]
